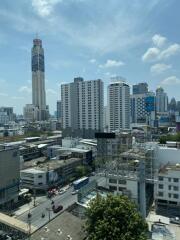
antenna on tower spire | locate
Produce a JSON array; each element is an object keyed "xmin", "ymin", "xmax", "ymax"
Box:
[{"xmin": 35, "ymin": 32, "xmax": 39, "ymax": 39}]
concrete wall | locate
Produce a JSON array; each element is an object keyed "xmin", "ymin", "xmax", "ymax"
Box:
[{"xmin": 157, "ymin": 146, "xmax": 180, "ymax": 166}]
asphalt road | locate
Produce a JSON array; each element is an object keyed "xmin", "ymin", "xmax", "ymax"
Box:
[
  {"xmin": 16, "ymin": 175, "xmax": 103, "ymax": 229},
  {"xmin": 17, "ymin": 186, "xmax": 77, "ymax": 229}
]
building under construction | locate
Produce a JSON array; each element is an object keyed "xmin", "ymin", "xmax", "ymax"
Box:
[{"xmin": 95, "ymin": 131, "xmax": 157, "ymax": 217}]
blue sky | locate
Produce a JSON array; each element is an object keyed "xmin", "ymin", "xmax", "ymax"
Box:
[{"xmin": 0, "ymin": 0, "xmax": 180, "ymax": 114}]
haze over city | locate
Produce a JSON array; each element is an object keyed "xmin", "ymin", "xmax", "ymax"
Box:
[{"xmin": 0, "ymin": 0, "xmax": 180, "ymax": 114}]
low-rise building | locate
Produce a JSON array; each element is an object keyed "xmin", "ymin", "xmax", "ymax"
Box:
[
  {"xmin": 156, "ymin": 163, "xmax": 180, "ymax": 213},
  {"xmin": 47, "ymin": 146, "xmax": 93, "ymax": 165},
  {"xmin": 0, "ymin": 148, "xmax": 20, "ymax": 206},
  {"xmin": 20, "ymin": 158, "xmax": 83, "ymax": 190},
  {"xmin": 20, "ymin": 168, "xmax": 47, "ymax": 189},
  {"xmin": 156, "ymin": 142, "xmax": 180, "ymax": 167}
]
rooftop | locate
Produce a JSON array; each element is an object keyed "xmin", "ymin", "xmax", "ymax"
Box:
[
  {"xmin": 24, "ymin": 157, "xmax": 82, "ymax": 172},
  {"xmin": 21, "ymin": 168, "xmax": 45, "ymax": 174},
  {"xmin": 31, "ymin": 211, "xmax": 86, "ymax": 240},
  {"xmin": 159, "ymin": 164, "xmax": 180, "ymax": 173}
]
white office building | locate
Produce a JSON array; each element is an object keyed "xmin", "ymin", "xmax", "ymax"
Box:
[
  {"xmin": 108, "ymin": 78, "xmax": 130, "ymax": 131},
  {"xmin": 156, "ymin": 164, "xmax": 180, "ymax": 208},
  {"xmin": 20, "ymin": 168, "xmax": 47, "ymax": 189},
  {"xmin": 61, "ymin": 77, "xmax": 104, "ymax": 136}
]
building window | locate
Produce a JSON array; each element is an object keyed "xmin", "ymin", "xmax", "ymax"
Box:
[
  {"xmin": 109, "ymin": 179, "xmax": 117, "ymax": 184},
  {"xmin": 168, "ymin": 186, "xmax": 171, "ymax": 190},
  {"xmin": 168, "ymin": 193, "xmax": 171, "ymax": 198},
  {"xmin": 38, "ymin": 175, "xmax": 43, "ymax": 178},
  {"xmin": 119, "ymin": 187, "xmax": 126, "ymax": 191},
  {"xmin": 158, "ymin": 192, "xmax": 163, "ymax": 197},
  {"xmin": 158, "ymin": 184, "xmax": 163, "ymax": 189},
  {"xmin": 118, "ymin": 179, "xmax": 126, "ymax": 184},
  {"xmin": 173, "ymin": 178, "xmax": 179, "ymax": 183},
  {"xmin": 173, "ymin": 186, "xmax": 179, "ymax": 191},
  {"xmin": 109, "ymin": 186, "xmax": 117, "ymax": 191},
  {"xmin": 168, "ymin": 178, "xmax": 171, "ymax": 182},
  {"xmin": 158, "ymin": 176, "xmax": 163, "ymax": 181},
  {"xmin": 173, "ymin": 194, "xmax": 179, "ymax": 199}
]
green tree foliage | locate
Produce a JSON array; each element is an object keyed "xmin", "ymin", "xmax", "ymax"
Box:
[
  {"xmin": 159, "ymin": 133, "xmax": 180, "ymax": 144},
  {"xmin": 85, "ymin": 195, "xmax": 148, "ymax": 240},
  {"xmin": 75, "ymin": 165, "xmax": 90, "ymax": 178}
]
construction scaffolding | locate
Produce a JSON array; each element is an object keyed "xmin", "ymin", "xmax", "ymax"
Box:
[{"xmin": 95, "ymin": 132, "xmax": 158, "ymax": 218}]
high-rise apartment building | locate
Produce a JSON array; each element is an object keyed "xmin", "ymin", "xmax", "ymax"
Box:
[
  {"xmin": 32, "ymin": 38, "xmax": 48, "ymax": 121},
  {"xmin": 23, "ymin": 104, "xmax": 36, "ymax": 122},
  {"xmin": 133, "ymin": 83, "xmax": 148, "ymax": 95},
  {"xmin": 0, "ymin": 107, "xmax": 14, "ymax": 125},
  {"xmin": 108, "ymin": 79, "xmax": 130, "ymax": 131},
  {"xmin": 156, "ymin": 87, "xmax": 168, "ymax": 113},
  {"xmin": 131, "ymin": 92, "xmax": 156, "ymax": 126},
  {"xmin": 57, "ymin": 100, "xmax": 62, "ymax": 121},
  {"xmin": 61, "ymin": 77, "xmax": 104, "ymax": 137}
]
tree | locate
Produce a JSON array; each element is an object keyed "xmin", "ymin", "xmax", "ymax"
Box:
[
  {"xmin": 85, "ymin": 195, "xmax": 148, "ymax": 240},
  {"xmin": 75, "ymin": 165, "xmax": 91, "ymax": 178},
  {"xmin": 159, "ymin": 133, "xmax": 180, "ymax": 144}
]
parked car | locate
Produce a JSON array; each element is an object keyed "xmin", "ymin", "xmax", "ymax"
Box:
[
  {"xmin": 71, "ymin": 190, "xmax": 78, "ymax": 195},
  {"xmin": 170, "ymin": 217, "xmax": 180, "ymax": 225},
  {"xmin": 53, "ymin": 205, "xmax": 63, "ymax": 213}
]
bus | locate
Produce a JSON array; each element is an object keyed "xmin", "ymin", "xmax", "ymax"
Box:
[{"xmin": 73, "ymin": 176, "xmax": 89, "ymax": 190}]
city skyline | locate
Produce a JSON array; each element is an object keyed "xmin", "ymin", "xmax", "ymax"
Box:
[{"xmin": 0, "ymin": 0, "xmax": 180, "ymax": 114}]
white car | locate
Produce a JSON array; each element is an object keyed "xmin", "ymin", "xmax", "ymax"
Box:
[
  {"xmin": 59, "ymin": 189, "xmax": 65, "ymax": 195},
  {"xmin": 71, "ymin": 190, "xmax": 78, "ymax": 195}
]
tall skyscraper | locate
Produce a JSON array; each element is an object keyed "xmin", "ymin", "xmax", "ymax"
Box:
[
  {"xmin": 156, "ymin": 87, "xmax": 168, "ymax": 113},
  {"xmin": 133, "ymin": 83, "xmax": 148, "ymax": 95},
  {"xmin": 32, "ymin": 38, "xmax": 48, "ymax": 121},
  {"xmin": 61, "ymin": 77, "xmax": 104, "ymax": 137},
  {"xmin": 108, "ymin": 78, "xmax": 130, "ymax": 131}
]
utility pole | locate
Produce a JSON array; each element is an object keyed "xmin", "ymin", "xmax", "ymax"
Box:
[
  {"xmin": 46, "ymin": 207, "xmax": 52, "ymax": 222},
  {"xmin": 33, "ymin": 188, "xmax": 36, "ymax": 207},
  {"xmin": 27, "ymin": 211, "xmax": 32, "ymax": 239}
]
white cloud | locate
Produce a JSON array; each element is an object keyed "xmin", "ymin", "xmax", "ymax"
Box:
[
  {"xmin": 12, "ymin": 96, "xmax": 25, "ymax": 100},
  {"xmin": 89, "ymin": 59, "xmax": 96, "ymax": 63},
  {"xmin": 142, "ymin": 35, "xmax": 180, "ymax": 62},
  {"xmin": 32, "ymin": 0, "xmax": 62, "ymax": 17},
  {"xmin": 1, "ymin": 1, "xmax": 167, "ymax": 54},
  {"xmin": 152, "ymin": 34, "xmax": 166, "ymax": 47},
  {"xmin": 0, "ymin": 79, "xmax": 7, "ymax": 85},
  {"xmin": 161, "ymin": 76, "xmax": 180, "ymax": 85},
  {"xmin": 99, "ymin": 59, "xmax": 125, "ymax": 68},
  {"xmin": 104, "ymin": 72, "xmax": 111, "ymax": 76},
  {"xmin": 142, "ymin": 47, "xmax": 160, "ymax": 62},
  {"xmin": 150, "ymin": 63, "xmax": 171, "ymax": 74},
  {"xmin": 47, "ymin": 88, "xmax": 57, "ymax": 95},
  {"xmin": 18, "ymin": 86, "xmax": 32, "ymax": 94},
  {"xmin": 0, "ymin": 93, "xmax": 8, "ymax": 97},
  {"xmin": 159, "ymin": 43, "xmax": 180, "ymax": 60}
]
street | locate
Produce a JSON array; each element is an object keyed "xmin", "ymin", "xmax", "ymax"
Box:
[
  {"xmin": 15, "ymin": 175, "xmax": 103, "ymax": 229},
  {"xmin": 16, "ymin": 186, "xmax": 77, "ymax": 229}
]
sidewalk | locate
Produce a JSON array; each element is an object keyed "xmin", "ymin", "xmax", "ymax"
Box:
[{"xmin": 14, "ymin": 195, "xmax": 47, "ymax": 217}]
